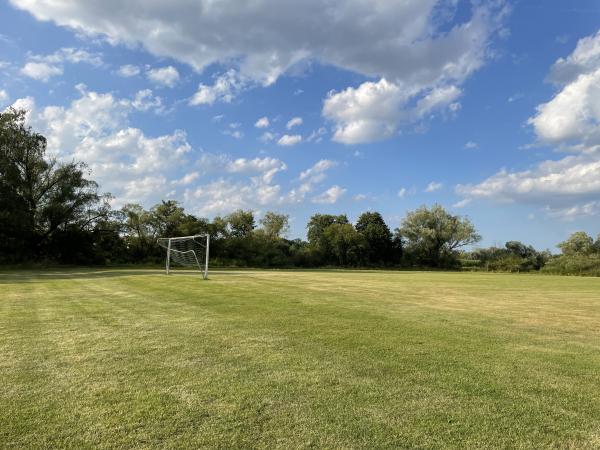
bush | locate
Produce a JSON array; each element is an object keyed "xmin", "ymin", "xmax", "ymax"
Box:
[{"xmin": 541, "ymin": 255, "xmax": 600, "ymax": 276}]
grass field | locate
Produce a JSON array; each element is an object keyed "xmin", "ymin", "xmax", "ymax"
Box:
[{"xmin": 1, "ymin": 269, "xmax": 599, "ymax": 449}]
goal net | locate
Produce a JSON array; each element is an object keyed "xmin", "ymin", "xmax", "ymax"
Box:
[{"xmin": 157, "ymin": 234, "xmax": 210, "ymax": 279}]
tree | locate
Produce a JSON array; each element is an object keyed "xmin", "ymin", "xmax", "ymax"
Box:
[
  {"xmin": 0, "ymin": 108, "xmax": 106, "ymax": 261},
  {"xmin": 306, "ymin": 214, "xmax": 349, "ymax": 264},
  {"xmin": 397, "ymin": 204, "xmax": 481, "ymax": 267},
  {"xmin": 150, "ymin": 200, "xmax": 186, "ymax": 237},
  {"xmin": 226, "ymin": 209, "xmax": 255, "ymax": 237},
  {"xmin": 260, "ymin": 211, "xmax": 289, "ymax": 239},
  {"xmin": 355, "ymin": 211, "xmax": 393, "ymax": 265},
  {"xmin": 558, "ymin": 231, "xmax": 595, "ymax": 256},
  {"xmin": 323, "ymin": 223, "xmax": 366, "ymax": 266}
]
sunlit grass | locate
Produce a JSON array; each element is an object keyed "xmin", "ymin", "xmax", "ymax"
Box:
[{"xmin": 1, "ymin": 269, "xmax": 599, "ymax": 448}]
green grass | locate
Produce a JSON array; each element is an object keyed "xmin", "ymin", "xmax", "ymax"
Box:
[{"xmin": 1, "ymin": 269, "xmax": 599, "ymax": 449}]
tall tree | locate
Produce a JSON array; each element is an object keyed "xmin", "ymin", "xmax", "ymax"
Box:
[
  {"xmin": 323, "ymin": 223, "xmax": 366, "ymax": 266},
  {"xmin": 355, "ymin": 211, "xmax": 393, "ymax": 265},
  {"xmin": 397, "ymin": 204, "xmax": 481, "ymax": 267},
  {"xmin": 0, "ymin": 108, "xmax": 105, "ymax": 260},
  {"xmin": 260, "ymin": 211, "xmax": 289, "ymax": 239},
  {"xmin": 150, "ymin": 200, "xmax": 186, "ymax": 237},
  {"xmin": 226, "ymin": 209, "xmax": 255, "ymax": 237},
  {"xmin": 306, "ymin": 214, "xmax": 349, "ymax": 264},
  {"xmin": 558, "ymin": 231, "xmax": 595, "ymax": 256}
]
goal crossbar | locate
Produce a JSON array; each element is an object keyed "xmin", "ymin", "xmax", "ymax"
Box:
[{"xmin": 157, "ymin": 234, "xmax": 209, "ymax": 279}]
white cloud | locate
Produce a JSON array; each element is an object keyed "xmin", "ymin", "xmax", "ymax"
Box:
[
  {"xmin": 546, "ymin": 201, "xmax": 600, "ymax": 221},
  {"xmin": 190, "ymin": 69, "xmax": 246, "ymax": 105},
  {"xmin": 397, "ymin": 188, "xmax": 407, "ymax": 198},
  {"xmin": 453, "ymin": 198, "xmax": 471, "ymax": 208},
  {"xmin": 117, "ymin": 64, "xmax": 140, "ymax": 77},
  {"xmin": 130, "ymin": 89, "xmax": 162, "ymax": 112},
  {"xmin": 549, "ymin": 30, "xmax": 600, "ymax": 84},
  {"xmin": 306, "ymin": 127, "xmax": 326, "ymax": 143},
  {"xmin": 323, "ymin": 78, "xmax": 406, "ymax": 144},
  {"xmin": 286, "ymin": 159, "xmax": 338, "ymax": 203},
  {"xmin": 11, "ymin": 88, "xmax": 191, "ymax": 206},
  {"xmin": 457, "ymin": 30, "xmax": 600, "ymax": 219},
  {"xmin": 32, "ymin": 47, "xmax": 103, "ymax": 66},
  {"xmin": 286, "ymin": 117, "xmax": 303, "ymax": 129},
  {"xmin": 11, "ymin": 0, "xmax": 507, "ymax": 87},
  {"xmin": 0, "ymin": 89, "xmax": 8, "ymax": 104},
  {"xmin": 457, "ymin": 154, "xmax": 600, "ymax": 204},
  {"xmin": 255, "ymin": 116, "xmax": 270, "ymax": 128},
  {"xmin": 20, "ymin": 47, "xmax": 103, "ymax": 82},
  {"xmin": 21, "ymin": 62, "xmax": 63, "ymax": 81},
  {"xmin": 147, "ymin": 66, "xmax": 180, "ymax": 88},
  {"xmin": 260, "ymin": 131, "xmax": 276, "ymax": 143},
  {"xmin": 353, "ymin": 194, "xmax": 367, "ymax": 201},
  {"xmin": 425, "ymin": 181, "xmax": 443, "ymax": 192},
  {"xmin": 323, "ymin": 79, "xmax": 463, "ymax": 144},
  {"xmin": 227, "ymin": 157, "xmax": 287, "ymax": 183},
  {"xmin": 277, "ymin": 134, "xmax": 302, "ymax": 146},
  {"xmin": 414, "ymin": 85, "xmax": 462, "ymax": 118},
  {"xmin": 185, "ymin": 177, "xmax": 282, "ymax": 215},
  {"xmin": 528, "ymin": 68, "xmax": 600, "ymax": 147},
  {"xmin": 464, "ymin": 141, "xmax": 479, "ymax": 149},
  {"xmin": 223, "ymin": 129, "xmax": 244, "ymax": 139},
  {"xmin": 312, "ymin": 185, "xmax": 346, "ymax": 204},
  {"xmin": 299, "ymin": 159, "xmax": 337, "ymax": 182},
  {"xmin": 172, "ymin": 171, "xmax": 199, "ymax": 186}
]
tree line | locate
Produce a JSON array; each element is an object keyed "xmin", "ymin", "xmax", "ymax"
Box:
[{"xmin": 2, "ymin": 108, "xmax": 599, "ymax": 275}]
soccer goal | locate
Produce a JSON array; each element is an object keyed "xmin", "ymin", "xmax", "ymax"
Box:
[{"xmin": 157, "ymin": 234, "xmax": 210, "ymax": 279}]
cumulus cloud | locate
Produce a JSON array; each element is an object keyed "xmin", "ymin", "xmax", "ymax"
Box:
[
  {"xmin": 117, "ymin": 64, "xmax": 140, "ymax": 77},
  {"xmin": 425, "ymin": 181, "xmax": 443, "ymax": 192},
  {"xmin": 277, "ymin": 134, "xmax": 302, "ymax": 146},
  {"xmin": 456, "ymin": 32, "xmax": 600, "ymax": 220},
  {"xmin": 21, "ymin": 62, "xmax": 63, "ymax": 81},
  {"xmin": 226, "ymin": 157, "xmax": 287, "ymax": 183},
  {"xmin": 457, "ymin": 30, "xmax": 600, "ymax": 219},
  {"xmin": 528, "ymin": 68, "xmax": 600, "ymax": 148},
  {"xmin": 29, "ymin": 47, "xmax": 103, "ymax": 66},
  {"xmin": 312, "ymin": 185, "xmax": 346, "ymax": 204},
  {"xmin": 147, "ymin": 66, "xmax": 180, "ymax": 88},
  {"xmin": 286, "ymin": 117, "xmax": 302, "ymax": 129},
  {"xmin": 260, "ymin": 131, "xmax": 276, "ymax": 143},
  {"xmin": 11, "ymin": 0, "xmax": 507, "ymax": 92},
  {"xmin": 20, "ymin": 47, "xmax": 103, "ymax": 82},
  {"xmin": 285, "ymin": 159, "xmax": 338, "ymax": 203},
  {"xmin": 130, "ymin": 89, "xmax": 163, "ymax": 112},
  {"xmin": 11, "ymin": 88, "xmax": 190, "ymax": 205},
  {"xmin": 190, "ymin": 69, "xmax": 246, "ymax": 105},
  {"xmin": 255, "ymin": 116, "xmax": 269, "ymax": 128},
  {"xmin": 323, "ymin": 80, "xmax": 463, "ymax": 144},
  {"xmin": 549, "ymin": 30, "xmax": 600, "ymax": 84}
]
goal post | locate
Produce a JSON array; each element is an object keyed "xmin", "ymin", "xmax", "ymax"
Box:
[{"xmin": 157, "ymin": 234, "xmax": 210, "ymax": 279}]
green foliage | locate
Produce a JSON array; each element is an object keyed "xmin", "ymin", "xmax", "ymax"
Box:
[
  {"xmin": 541, "ymin": 254, "xmax": 600, "ymax": 276},
  {"xmin": 397, "ymin": 204, "xmax": 481, "ymax": 267},
  {"xmin": 355, "ymin": 211, "xmax": 393, "ymax": 265},
  {"xmin": 259, "ymin": 211, "xmax": 289, "ymax": 239},
  {"xmin": 226, "ymin": 209, "xmax": 255, "ymax": 237},
  {"xmin": 558, "ymin": 231, "xmax": 595, "ymax": 256},
  {"xmin": 0, "ymin": 108, "xmax": 109, "ymax": 263}
]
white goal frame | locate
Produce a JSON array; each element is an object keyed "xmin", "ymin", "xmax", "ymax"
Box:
[{"xmin": 157, "ymin": 234, "xmax": 210, "ymax": 279}]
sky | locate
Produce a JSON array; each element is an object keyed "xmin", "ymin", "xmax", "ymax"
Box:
[{"xmin": 1, "ymin": 0, "xmax": 600, "ymax": 250}]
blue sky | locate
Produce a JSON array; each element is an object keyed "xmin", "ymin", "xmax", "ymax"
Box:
[{"xmin": 1, "ymin": 0, "xmax": 600, "ymax": 250}]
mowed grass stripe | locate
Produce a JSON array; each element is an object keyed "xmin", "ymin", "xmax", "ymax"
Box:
[{"xmin": 1, "ymin": 269, "xmax": 599, "ymax": 448}]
